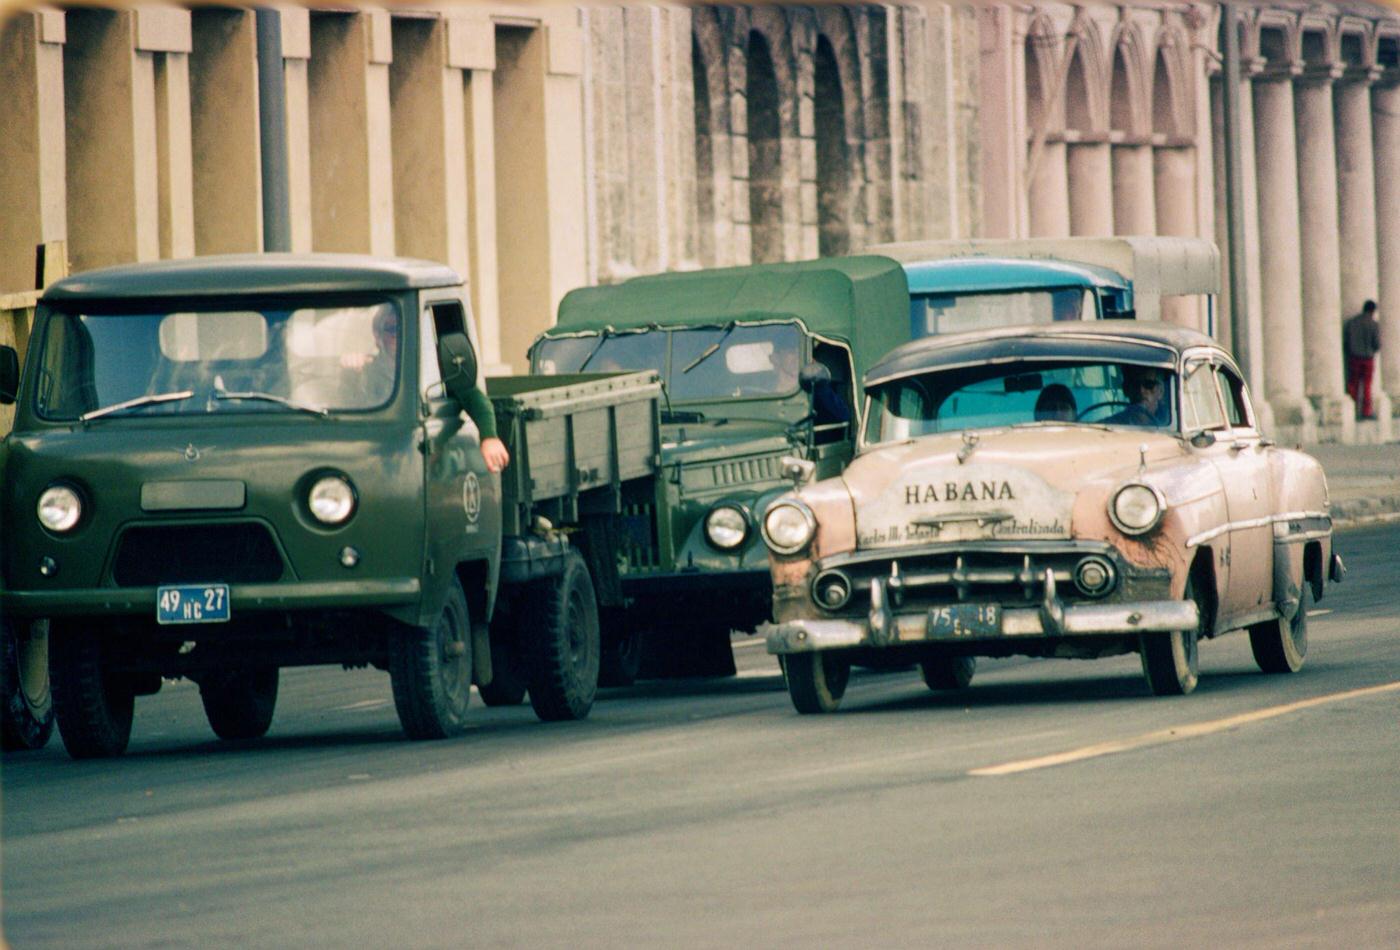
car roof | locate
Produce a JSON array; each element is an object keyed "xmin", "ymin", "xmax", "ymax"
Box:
[
  {"xmin": 864, "ymin": 320, "xmax": 1221, "ymax": 387},
  {"xmin": 41, "ymin": 253, "xmax": 463, "ymax": 302},
  {"xmin": 902, "ymin": 257, "xmax": 1127, "ymax": 295}
]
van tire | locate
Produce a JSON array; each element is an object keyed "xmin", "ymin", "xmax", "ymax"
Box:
[
  {"xmin": 200, "ymin": 667, "xmax": 279, "ymax": 740},
  {"xmin": 390, "ymin": 577, "xmax": 473, "ymax": 739},
  {"xmin": 2, "ymin": 618, "xmax": 54, "ymax": 751},
  {"xmin": 523, "ymin": 549, "xmax": 600, "ymax": 722},
  {"xmin": 50, "ymin": 622, "xmax": 134, "ymax": 759}
]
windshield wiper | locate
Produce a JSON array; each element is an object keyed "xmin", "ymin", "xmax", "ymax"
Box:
[
  {"xmin": 79, "ymin": 389, "xmax": 194, "ymax": 423},
  {"xmin": 213, "ymin": 388, "xmax": 329, "ymax": 417},
  {"xmin": 576, "ymin": 329, "xmax": 615, "ymax": 372},
  {"xmin": 680, "ymin": 322, "xmax": 736, "ymax": 374}
]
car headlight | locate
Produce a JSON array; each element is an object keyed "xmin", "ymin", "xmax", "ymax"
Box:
[
  {"xmin": 1109, "ymin": 482, "xmax": 1165, "ymax": 535},
  {"xmin": 308, "ymin": 475, "xmax": 357, "ymax": 525},
  {"xmin": 704, "ymin": 504, "xmax": 749, "ymax": 551},
  {"xmin": 762, "ymin": 499, "xmax": 816, "ymax": 555},
  {"xmin": 37, "ymin": 485, "xmax": 82, "ymax": 533}
]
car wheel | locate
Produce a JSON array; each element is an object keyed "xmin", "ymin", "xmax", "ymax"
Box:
[
  {"xmin": 782, "ymin": 652, "xmax": 851, "ymax": 714},
  {"xmin": 50, "ymin": 621, "xmax": 135, "ymax": 759},
  {"xmin": 1140, "ymin": 576, "xmax": 1202, "ymax": 696},
  {"xmin": 200, "ymin": 667, "xmax": 279, "ymax": 740},
  {"xmin": 477, "ymin": 629, "xmax": 527, "ymax": 707},
  {"xmin": 598, "ymin": 613, "xmax": 643, "ymax": 688},
  {"xmin": 522, "ymin": 548, "xmax": 600, "ymax": 722},
  {"xmin": 1247, "ymin": 580, "xmax": 1309, "ymax": 674},
  {"xmin": 389, "ymin": 577, "xmax": 473, "ymax": 739},
  {"xmin": 920, "ymin": 655, "xmax": 976, "ymax": 691},
  {"xmin": 2, "ymin": 617, "xmax": 54, "ymax": 751}
]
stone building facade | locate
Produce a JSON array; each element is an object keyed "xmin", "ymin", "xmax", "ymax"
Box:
[{"xmin": 3, "ymin": 2, "xmax": 1400, "ymax": 441}]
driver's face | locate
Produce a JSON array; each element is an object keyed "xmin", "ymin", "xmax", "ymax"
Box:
[
  {"xmin": 373, "ymin": 314, "xmax": 398, "ymax": 356},
  {"xmin": 1136, "ymin": 375, "xmax": 1164, "ymax": 412}
]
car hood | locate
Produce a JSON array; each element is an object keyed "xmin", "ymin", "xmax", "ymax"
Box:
[
  {"xmin": 660, "ymin": 417, "xmax": 793, "ymax": 465},
  {"xmin": 844, "ymin": 426, "xmax": 1184, "ymax": 549}
]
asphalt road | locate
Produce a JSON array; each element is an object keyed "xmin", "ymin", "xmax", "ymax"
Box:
[{"xmin": 4, "ymin": 523, "xmax": 1398, "ymax": 948}]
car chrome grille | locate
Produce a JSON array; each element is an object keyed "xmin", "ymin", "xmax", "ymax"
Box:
[{"xmin": 112, "ymin": 523, "xmax": 285, "ymax": 586}]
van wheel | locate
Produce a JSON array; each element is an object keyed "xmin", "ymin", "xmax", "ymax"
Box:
[
  {"xmin": 1140, "ymin": 576, "xmax": 1202, "ymax": 696},
  {"xmin": 782, "ymin": 652, "xmax": 850, "ymax": 714},
  {"xmin": 921, "ymin": 655, "xmax": 976, "ymax": 691},
  {"xmin": 598, "ymin": 614, "xmax": 643, "ymax": 688},
  {"xmin": 390, "ymin": 577, "xmax": 473, "ymax": 739},
  {"xmin": 1248, "ymin": 581, "xmax": 1309, "ymax": 674},
  {"xmin": 478, "ymin": 632, "xmax": 527, "ymax": 707},
  {"xmin": 50, "ymin": 622, "xmax": 134, "ymax": 759},
  {"xmin": 2, "ymin": 618, "xmax": 54, "ymax": 751},
  {"xmin": 200, "ymin": 667, "xmax": 279, "ymax": 740},
  {"xmin": 523, "ymin": 549, "xmax": 600, "ymax": 722}
]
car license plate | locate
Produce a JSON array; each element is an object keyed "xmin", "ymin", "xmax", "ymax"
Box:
[
  {"xmin": 928, "ymin": 603, "xmax": 1001, "ymax": 638},
  {"xmin": 157, "ymin": 584, "xmax": 230, "ymax": 625}
]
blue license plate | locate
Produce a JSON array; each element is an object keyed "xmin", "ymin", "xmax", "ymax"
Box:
[
  {"xmin": 928, "ymin": 603, "xmax": 1001, "ymax": 638},
  {"xmin": 157, "ymin": 584, "xmax": 230, "ymax": 625}
]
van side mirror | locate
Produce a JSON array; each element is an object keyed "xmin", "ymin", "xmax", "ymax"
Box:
[
  {"xmin": 437, "ymin": 332, "xmax": 478, "ymax": 405},
  {"xmin": 0, "ymin": 345, "xmax": 19, "ymax": 405},
  {"xmin": 798, "ymin": 362, "xmax": 831, "ymax": 392}
]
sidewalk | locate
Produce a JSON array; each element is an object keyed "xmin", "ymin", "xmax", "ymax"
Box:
[{"xmin": 1301, "ymin": 442, "xmax": 1400, "ymax": 529}]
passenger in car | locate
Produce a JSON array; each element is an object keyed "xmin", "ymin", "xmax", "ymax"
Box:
[{"xmin": 1033, "ymin": 383, "xmax": 1077, "ymax": 422}]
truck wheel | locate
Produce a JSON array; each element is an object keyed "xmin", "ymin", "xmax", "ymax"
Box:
[
  {"xmin": 921, "ymin": 655, "xmax": 976, "ymax": 691},
  {"xmin": 782, "ymin": 652, "xmax": 850, "ymax": 714},
  {"xmin": 598, "ymin": 612, "xmax": 643, "ymax": 688},
  {"xmin": 523, "ymin": 548, "xmax": 600, "ymax": 722},
  {"xmin": 1248, "ymin": 581, "xmax": 1309, "ymax": 674},
  {"xmin": 478, "ymin": 632, "xmax": 527, "ymax": 707},
  {"xmin": 50, "ymin": 622, "xmax": 134, "ymax": 759},
  {"xmin": 200, "ymin": 667, "xmax": 279, "ymax": 740},
  {"xmin": 1140, "ymin": 576, "xmax": 1202, "ymax": 696},
  {"xmin": 2, "ymin": 617, "xmax": 54, "ymax": 751},
  {"xmin": 389, "ymin": 577, "xmax": 473, "ymax": 739}
]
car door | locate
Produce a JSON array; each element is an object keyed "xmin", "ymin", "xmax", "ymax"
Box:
[
  {"xmin": 1212, "ymin": 361, "xmax": 1274, "ymax": 619},
  {"xmin": 1180, "ymin": 353, "xmax": 1235, "ymax": 626}
]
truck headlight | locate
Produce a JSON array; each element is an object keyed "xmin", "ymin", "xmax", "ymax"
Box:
[
  {"xmin": 309, "ymin": 475, "xmax": 357, "ymax": 525},
  {"xmin": 37, "ymin": 485, "xmax": 82, "ymax": 533},
  {"xmin": 704, "ymin": 504, "xmax": 749, "ymax": 550},
  {"xmin": 1109, "ymin": 482, "xmax": 1165, "ymax": 535},
  {"xmin": 762, "ymin": 500, "xmax": 816, "ymax": 555}
]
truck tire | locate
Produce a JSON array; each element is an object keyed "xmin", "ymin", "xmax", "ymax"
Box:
[
  {"xmin": 598, "ymin": 611, "xmax": 643, "ymax": 688},
  {"xmin": 1248, "ymin": 582, "xmax": 1309, "ymax": 674},
  {"xmin": 782, "ymin": 652, "xmax": 850, "ymax": 714},
  {"xmin": 523, "ymin": 548, "xmax": 600, "ymax": 721},
  {"xmin": 2, "ymin": 617, "xmax": 54, "ymax": 751},
  {"xmin": 389, "ymin": 577, "xmax": 473, "ymax": 739},
  {"xmin": 1140, "ymin": 576, "xmax": 1202, "ymax": 696},
  {"xmin": 477, "ymin": 632, "xmax": 527, "ymax": 707},
  {"xmin": 50, "ymin": 621, "xmax": 135, "ymax": 759},
  {"xmin": 200, "ymin": 667, "xmax": 279, "ymax": 740}
]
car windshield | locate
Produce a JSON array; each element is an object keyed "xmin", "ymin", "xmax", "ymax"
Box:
[
  {"xmin": 534, "ymin": 323, "xmax": 805, "ymax": 402},
  {"xmin": 863, "ymin": 358, "xmax": 1177, "ymax": 444},
  {"xmin": 32, "ymin": 301, "xmax": 402, "ymax": 420},
  {"xmin": 910, "ymin": 288, "xmax": 1093, "ymax": 336}
]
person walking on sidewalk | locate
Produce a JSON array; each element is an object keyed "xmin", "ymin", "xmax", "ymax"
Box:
[{"xmin": 1344, "ymin": 300, "xmax": 1382, "ymax": 420}]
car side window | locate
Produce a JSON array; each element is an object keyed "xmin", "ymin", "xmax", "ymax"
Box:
[
  {"xmin": 1182, "ymin": 359, "xmax": 1227, "ymax": 431},
  {"xmin": 419, "ymin": 306, "xmax": 442, "ymax": 397},
  {"xmin": 1215, "ymin": 365, "xmax": 1253, "ymax": 429}
]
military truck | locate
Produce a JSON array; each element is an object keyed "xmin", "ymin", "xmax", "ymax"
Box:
[
  {"xmin": 0, "ymin": 254, "xmax": 660, "ymax": 758},
  {"xmin": 531, "ymin": 257, "xmax": 910, "ymax": 679}
]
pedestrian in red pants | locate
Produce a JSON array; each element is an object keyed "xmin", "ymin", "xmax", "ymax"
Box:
[{"xmin": 1344, "ymin": 300, "xmax": 1381, "ymax": 420}]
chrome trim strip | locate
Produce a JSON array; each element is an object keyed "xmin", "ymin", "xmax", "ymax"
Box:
[{"xmin": 1187, "ymin": 510, "xmax": 1331, "ymax": 548}]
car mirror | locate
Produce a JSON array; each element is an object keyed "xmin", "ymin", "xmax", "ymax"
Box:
[
  {"xmin": 437, "ymin": 332, "xmax": 478, "ymax": 405},
  {"xmin": 1189, "ymin": 430, "xmax": 1216, "ymax": 449},
  {"xmin": 0, "ymin": 345, "xmax": 18, "ymax": 405},
  {"xmin": 780, "ymin": 455, "xmax": 816, "ymax": 487},
  {"xmin": 798, "ymin": 362, "xmax": 831, "ymax": 392}
]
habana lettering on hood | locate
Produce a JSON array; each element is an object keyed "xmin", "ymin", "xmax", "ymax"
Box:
[{"xmin": 904, "ymin": 481, "xmax": 1015, "ymax": 505}]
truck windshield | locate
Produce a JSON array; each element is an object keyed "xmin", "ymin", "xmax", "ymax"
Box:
[
  {"xmin": 863, "ymin": 358, "xmax": 1177, "ymax": 444},
  {"xmin": 32, "ymin": 302, "xmax": 402, "ymax": 420},
  {"xmin": 535, "ymin": 323, "xmax": 805, "ymax": 401},
  {"xmin": 910, "ymin": 288, "xmax": 1093, "ymax": 336}
]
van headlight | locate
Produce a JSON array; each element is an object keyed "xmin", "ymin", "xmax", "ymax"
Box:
[
  {"xmin": 1109, "ymin": 482, "xmax": 1165, "ymax": 535},
  {"xmin": 308, "ymin": 475, "xmax": 357, "ymax": 525},
  {"xmin": 37, "ymin": 485, "xmax": 83, "ymax": 533},
  {"xmin": 704, "ymin": 504, "xmax": 749, "ymax": 550},
  {"xmin": 762, "ymin": 500, "xmax": 816, "ymax": 555}
]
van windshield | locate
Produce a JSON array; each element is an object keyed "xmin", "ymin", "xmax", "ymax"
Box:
[
  {"xmin": 534, "ymin": 323, "xmax": 805, "ymax": 402},
  {"xmin": 32, "ymin": 301, "xmax": 402, "ymax": 420}
]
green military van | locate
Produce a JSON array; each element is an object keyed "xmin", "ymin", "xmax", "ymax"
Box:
[
  {"xmin": 0, "ymin": 254, "xmax": 661, "ymax": 758},
  {"xmin": 531, "ymin": 257, "xmax": 910, "ymax": 679}
]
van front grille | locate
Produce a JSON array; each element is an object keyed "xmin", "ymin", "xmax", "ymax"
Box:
[{"xmin": 113, "ymin": 523, "xmax": 285, "ymax": 586}]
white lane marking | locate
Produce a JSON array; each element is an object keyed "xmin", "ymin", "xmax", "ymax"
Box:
[
  {"xmin": 1308, "ymin": 609, "xmax": 1332, "ymax": 617},
  {"xmin": 732, "ymin": 638, "xmax": 767, "ymax": 651},
  {"xmin": 334, "ymin": 699, "xmax": 390, "ymax": 712},
  {"xmin": 969, "ymin": 680, "xmax": 1400, "ymax": 777},
  {"xmin": 735, "ymin": 668, "xmax": 780, "ymax": 679}
]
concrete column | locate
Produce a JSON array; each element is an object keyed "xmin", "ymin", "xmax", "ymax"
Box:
[
  {"xmin": 1027, "ymin": 140, "xmax": 1070, "ymax": 238},
  {"xmin": 307, "ymin": 11, "xmax": 394, "ymax": 256},
  {"xmin": 280, "ymin": 9, "xmax": 312, "ymax": 253},
  {"xmin": 464, "ymin": 68, "xmax": 501, "ymax": 372},
  {"xmin": 0, "ymin": 11, "xmax": 67, "ymax": 294},
  {"xmin": 1111, "ymin": 144, "xmax": 1155, "ymax": 236},
  {"xmin": 1373, "ymin": 82, "xmax": 1400, "ymax": 415},
  {"xmin": 1251, "ymin": 74, "xmax": 1315, "ymax": 441},
  {"xmin": 189, "ymin": 10, "xmax": 262, "ymax": 254},
  {"xmin": 977, "ymin": 5, "xmax": 1021, "ymax": 238},
  {"xmin": 1154, "ymin": 145, "xmax": 1201, "ymax": 329},
  {"xmin": 1067, "ymin": 139, "xmax": 1113, "ymax": 236},
  {"xmin": 1294, "ymin": 73, "xmax": 1351, "ymax": 439}
]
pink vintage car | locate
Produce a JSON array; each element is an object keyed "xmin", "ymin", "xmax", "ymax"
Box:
[{"xmin": 759, "ymin": 322, "xmax": 1344, "ymax": 713}]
